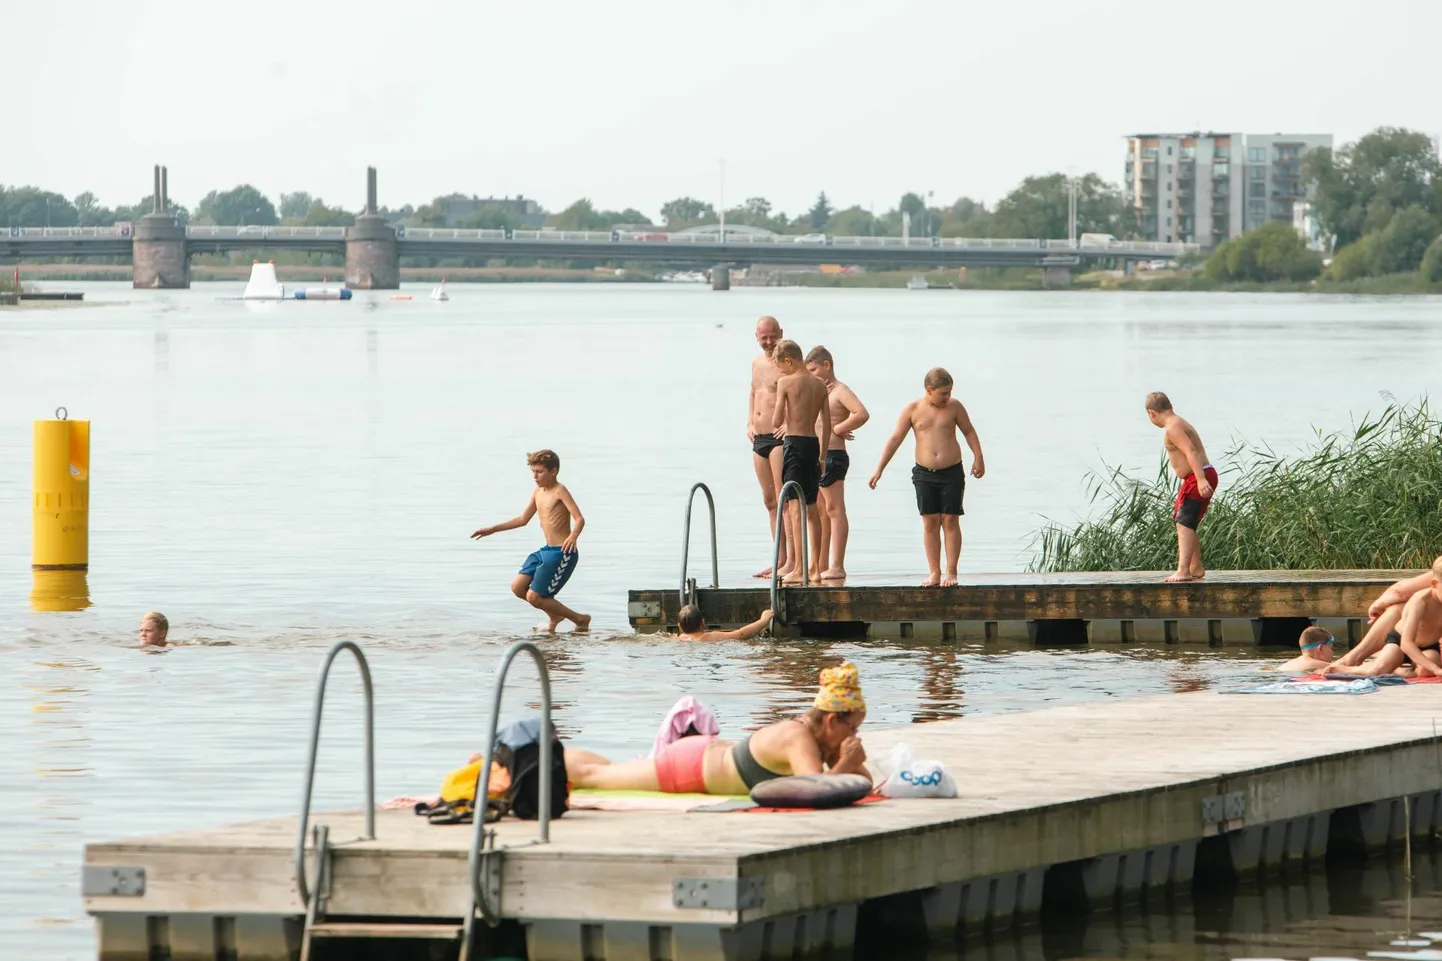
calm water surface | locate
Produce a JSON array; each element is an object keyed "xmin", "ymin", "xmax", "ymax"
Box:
[{"xmin": 2, "ymin": 283, "xmax": 1440, "ymax": 958}]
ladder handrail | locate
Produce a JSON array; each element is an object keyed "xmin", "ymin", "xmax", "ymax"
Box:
[
  {"xmin": 468, "ymin": 640, "xmax": 554, "ymax": 928},
  {"xmin": 294, "ymin": 641, "xmax": 375, "ymax": 909},
  {"xmin": 769, "ymin": 480, "xmax": 810, "ymax": 622},
  {"xmin": 679, "ymin": 482, "xmax": 719, "ymax": 603}
]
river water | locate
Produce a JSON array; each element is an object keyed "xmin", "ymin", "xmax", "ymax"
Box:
[{"xmin": 2, "ymin": 283, "xmax": 1440, "ymax": 959}]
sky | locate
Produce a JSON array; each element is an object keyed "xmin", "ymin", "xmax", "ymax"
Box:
[{"xmin": 6, "ymin": 0, "xmax": 1440, "ymax": 221}]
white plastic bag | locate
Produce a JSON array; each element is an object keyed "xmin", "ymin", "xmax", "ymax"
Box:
[{"xmin": 876, "ymin": 743, "xmax": 957, "ymax": 799}]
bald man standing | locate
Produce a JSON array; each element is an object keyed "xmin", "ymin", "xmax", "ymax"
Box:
[{"xmin": 749, "ymin": 316, "xmax": 790, "ymax": 578}]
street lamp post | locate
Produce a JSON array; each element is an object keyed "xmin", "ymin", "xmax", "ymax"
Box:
[
  {"xmin": 1066, "ymin": 178, "xmax": 1079, "ymax": 246},
  {"xmin": 718, "ymin": 159, "xmax": 726, "ymax": 243}
]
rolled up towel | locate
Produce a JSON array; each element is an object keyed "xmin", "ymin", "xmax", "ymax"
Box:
[{"xmin": 749, "ymin": 773, "xmax": 872, "ymax": 809}]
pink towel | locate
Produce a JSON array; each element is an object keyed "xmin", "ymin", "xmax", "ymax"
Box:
[{"xmin": 651, "ymin": 696, "xmax": 719, "ymax": 758}]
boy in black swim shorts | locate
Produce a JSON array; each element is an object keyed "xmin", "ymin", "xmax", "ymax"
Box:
[
  {"xmin": 771, "ymin": 340, "xmax": 831, "ymax": 584},
  {"xmin": 869, "ymin": 367, "xmax": 985, "ymax": 587},
  {"xmin": 806, "ymin": 346, "xmax": 870, "ymax": 580}
]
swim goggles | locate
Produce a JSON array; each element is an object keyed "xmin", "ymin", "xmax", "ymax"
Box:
[{"xmin": 1300, "ymin": 634, "xmax": 1335, "ymax": 651}]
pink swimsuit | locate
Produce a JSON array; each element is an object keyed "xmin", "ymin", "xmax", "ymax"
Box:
[{"xmin": 652, "ymin": 735, "xmax": 713, "ymax": 794}]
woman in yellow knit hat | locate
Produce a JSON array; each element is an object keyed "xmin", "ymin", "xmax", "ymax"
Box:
[{"xmin": 567, "ymin": 662, "xmax": 870, "ymax": 795}]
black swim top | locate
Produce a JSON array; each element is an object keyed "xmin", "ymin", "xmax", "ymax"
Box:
[{"xmin": 731, "ymin": 736, "xmax": 785, "ymax": 790}]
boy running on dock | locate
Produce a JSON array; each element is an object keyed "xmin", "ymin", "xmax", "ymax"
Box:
[
  {"xmin": 772, "ymin": 340, "xmax": 831, "ymax": 585},
  {"xmin": 868, "ymin": 367, "xmax": 985, "ymax": 587},
  {"xmin": 471, "ymin": 449, "xmax": 591, "ymax": 633},
  {"xmin": 1145, "ymin": 392, "xmax": 1218, "ymax": 583},
  {"xmin": 805, "ymin": 346, "xmax": 869, "ymax": 580}
]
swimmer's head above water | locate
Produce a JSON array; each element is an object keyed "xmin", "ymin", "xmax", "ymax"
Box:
[
  {"xmin": 1298, "ymin": 625, "xmax": 1333, "ymax": 658},
  {"xmin": 139, "ymin": 611, "xmax": 169, "ymax": 647}
]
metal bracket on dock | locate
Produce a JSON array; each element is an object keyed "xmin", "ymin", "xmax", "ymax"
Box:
[
  {"xmin": 82, "ymin": 865, "xmax": 146, "ymax": 897},
  {"xmin": 673, "ymin": 876, "xmax": 765, "ymax": 911},
  {"xmin": 628, "ymin": 600, "xmax": 661, "ymax": 619},
  {"xmin": 1201, "ymin": 791, "xmax": 1246, "ymax": 830}
]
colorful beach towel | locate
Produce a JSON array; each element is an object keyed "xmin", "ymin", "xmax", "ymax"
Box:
[
  {"xmin": 1226, "ymin": 678, "xmax": 1380, "ymax": 695},
  {"xmin": 566, "ymin": 789, "xmax": 887, "ymax": 814}
]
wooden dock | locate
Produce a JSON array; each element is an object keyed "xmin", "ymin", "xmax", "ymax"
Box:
[
  {"xmin": 629, "ymin": 570, "xmax": 1411, "ymax": 644},
  {"xmin": 85, "ymin": 685, "xmax": 1442, "ymax": 961}
]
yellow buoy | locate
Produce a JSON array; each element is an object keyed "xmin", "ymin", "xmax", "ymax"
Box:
[{"xmin": 33, "ymin": 407, "xmax": 90, "ymax": 572}]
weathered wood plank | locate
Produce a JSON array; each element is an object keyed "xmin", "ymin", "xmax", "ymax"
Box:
[{"xmin": 630, "ymin": 570, "xmax": 1410, "ymax": 634}]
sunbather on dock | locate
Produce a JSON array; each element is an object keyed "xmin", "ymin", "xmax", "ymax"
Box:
[
  {"xmin": 1321, "ymin": 557, "xmax": 1442, "ymax": 678},
  {"xmin": 566, "ymin": 663, "xmax": 871, "ymax": 795},
  {"xmin": 1332, "ymin": 570, "xmax": 1434, "ymax": 670}
]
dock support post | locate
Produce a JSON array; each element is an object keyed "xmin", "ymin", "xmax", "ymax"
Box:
[{"xmin": 711, "ymin": 265, "xmax": 731, "ymax": 290}]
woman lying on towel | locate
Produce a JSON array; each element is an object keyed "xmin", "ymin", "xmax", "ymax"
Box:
[{"xmin": 566, "ymin": 663, "xmax": 871, "ymax": 795}]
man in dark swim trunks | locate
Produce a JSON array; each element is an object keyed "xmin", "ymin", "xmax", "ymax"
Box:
[
  {"xmin": 748, "ymin": 316, "xmax": 790, "ymax": 578},
  {"xmin": 806, "ymin": 346, "xmax": 869, "ymax": 580},
  {"xmin": 869, "ymin": 367, "xmax": 985, "ymax": 587},
  {"xmin": 772, "ymin": 340, "xmax": 830, "ymax": 585}
]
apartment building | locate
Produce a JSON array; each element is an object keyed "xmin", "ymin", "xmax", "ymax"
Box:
[{"xmin": 1124, "ymin": 132, "xmax": 1332, "ymax": 246}]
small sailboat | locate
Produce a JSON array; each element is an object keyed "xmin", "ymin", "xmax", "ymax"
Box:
[
  {"xmin": 906, "ymin": 273, "xmax": 930, "ymax": 291},
  {"xmin": 430, "ymin": 278, "xmax": 450, "ymax": 302}
]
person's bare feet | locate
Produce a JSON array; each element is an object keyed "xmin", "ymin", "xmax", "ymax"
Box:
[
  {"xmin": 819, "ymin": 568, "xmax": 847, "ymax": 580},
  {"xmin": 920, "ymin": 572, "xmax": 942, "ymax": 587},
  {"xmin": 1189, "ymin": 564, "xmax": 1207, "ymax": 580},
  {"xmin": 941, "ymin": 572, "xmax": 958, "ymax": 587},
  {"xmin": 753, "ymin": 567, "xmax": 774, "ymax": 579},
  {"xmin": 571, "ymin": 614, "xmax": 591, "ymax": 633},
  {"xmin": 543, "ymin": 615, "xmax": 563, "ymax": 633},
  {"xmin": 1164, "ymin": 572, "xmax": 1194, "ymax": 583}
]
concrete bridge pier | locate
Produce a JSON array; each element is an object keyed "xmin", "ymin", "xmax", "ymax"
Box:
[
  {"xmin": 344, "ymin": 167, "xmax": 400, "ymax": 290},
  {"xmin": 1042, "ymin": 265, "xmax": 1072, "ymax": 289},
  {"xmin": 711, "ymin": 265, "xmax": 731, "ymax": 291},
  {"xmin": 133, "ymin": 165, "xmax": 189, "ymax": 289}
]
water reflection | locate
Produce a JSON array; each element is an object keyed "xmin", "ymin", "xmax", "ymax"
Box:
[{"xmin": 29, "ymin": 570, "xmax": 90, "ymax": 612}]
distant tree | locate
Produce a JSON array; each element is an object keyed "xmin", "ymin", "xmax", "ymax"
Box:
[
  {"xmin": 458, "ymin": 206, "xmax": 521, "ymax": 231},
  {"xmin": 195, "ymin": 185, "xmax": 278, "ymax": 226},
  {"xmin": 1204, "ymin": 222, "xmax": 1322, "ymax": 283},
  {"xmin": 1324, "ymin": 237, "xmax": 1374, "ymax": 281},
  {"xmin": 72, "ymin": 191, "xmax": 115, "ymax": 226},
  {"xmin": 0, "ymin": 187, "xmax": 79, "ymax": 228},
  {"xmin": 111, "ymin": 196, "xmax": 190, "ymax": 224},
  {"xmin": 991, "ymin": 173, "xmax": 1131, "ymax": 239},
  {"xmin": 548, "ymin": 198, "xmax": 610, "ymax": 231},
  {"xmin": 825, "ymin": 205, "xmax": 877, "ymax": 237},
  {"xmin": 300, "ymin": 199, "xmax": 355, "ymax": 227},
  {"xmin": 610, "ymin": 208, "xmax": 652, "ymax": 226},
  {"xmin": 1367, "ymin": 204, "xmax": 1438, "ymax": 275},
  {"xmin": 1305, "ymin": 127, "xmax": 1441, "ymax": 249},
  {"xmin": 279, "ymin": 191, "xmax": 315, "ymax": 222},
  {"xmin": 744, "ymin": 197, "xmax": 772, "ymax": 219},
  {"xmin": 807, "ymin": 192, "xmax": 834, "ymax": 231},
  {"xmin": 660, "ymin": 197, "xmax": 714, "ymax": 227},
  {"xmin": 1420, "ymin": 234, "xmax": 1442, "ymax": 283}
]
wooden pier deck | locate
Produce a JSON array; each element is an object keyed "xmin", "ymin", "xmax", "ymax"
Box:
[
  {"xmin": 86, "ymin": 684, "xmax": 1442, "ymax": 961},
  {"xmin": 629, "ymin": 569, "xmax": 1411, "ymax": 644}
]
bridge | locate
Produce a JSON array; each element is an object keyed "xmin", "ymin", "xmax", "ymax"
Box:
[{"xmin": 1, "ymin": 167, "xmax": 1198, "ymax": 290}]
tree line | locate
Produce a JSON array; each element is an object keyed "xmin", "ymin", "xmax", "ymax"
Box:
[
  {"xmin": 2, "ymin": 173, "xmax": 1138, "ymax": 241},
  {"xmin": 1205, "ymin": 126, "xmax": 1442, "ymax": 285}
]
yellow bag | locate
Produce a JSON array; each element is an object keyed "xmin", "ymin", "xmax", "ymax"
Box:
[{"xmin": 428, "ymin": 761, "xmax": 512, "ymax": 824}]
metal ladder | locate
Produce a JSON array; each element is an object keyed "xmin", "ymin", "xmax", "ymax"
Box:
[
  {"xmin": 678, "ymin": 481, "xmax": 719, "ymax": 608},
  {"xmin": 459, "ymin": 640, "xmax": 556, "ymax": 960},
  {"xmin": 770, "ymin": 479, "xmax": 811, "ymax": 625},
  {"xmin": 294, "ymin": 643, "xmax": 468, "ymax": 956}
]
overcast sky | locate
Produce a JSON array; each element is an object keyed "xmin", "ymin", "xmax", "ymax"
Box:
[{"xmin": 8, "ymin": 0, "xmax": 1439, "ymax": 219}]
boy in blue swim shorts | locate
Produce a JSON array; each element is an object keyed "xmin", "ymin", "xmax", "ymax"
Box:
[{"xmin": 471, "ymin": 449, "xmax": 590, "ymax": 633}]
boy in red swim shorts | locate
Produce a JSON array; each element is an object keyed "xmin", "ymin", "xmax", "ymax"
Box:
[{"xmin": 1145, "ymin": 392, "xmax": 1218, "ymax": 583}]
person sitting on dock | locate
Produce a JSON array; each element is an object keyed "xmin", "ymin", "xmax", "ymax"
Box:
[
  {"xmin": 676, "ymin": 604, "xmax": 774, "ymax": 641},
  {"xmin": 1330, "ymin": 571, "xmax": 1435, "ymax": 671},
  {"xmin": 1321, "ymin": 557, "xmax": 1442, "ymax": 678},
  {"xmin": 138, "ymin": 611, "xmax": 169, "ymax": 647},
  {"xmin": 565, "ymin": 663, "xmax": 871, "ymax": 795},
  {"xmin": 867, "ymin": 367, "xmax": 985, "ymax": 587},
  {"xmin": 805, "ymin": 345, "xmax": 869, "ymax": 580},
  {"xmin": 1145, "ymin": 392, "xmax": 1217, "ymax": 584},
  {"xmin": 1275, "ymin": 626, "xmax": 1336, "ymax": 673}
]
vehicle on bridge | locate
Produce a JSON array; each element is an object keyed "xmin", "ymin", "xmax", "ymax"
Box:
[{"xmin": 793, "ymin": 233, "xmax": 831, "ymax": 245}]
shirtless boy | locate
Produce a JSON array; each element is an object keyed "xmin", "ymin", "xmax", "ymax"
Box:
[
  {"xmin": 748, "ymin": 316, "xmax": 790, "ymax": 578},
  {"xmin": 869, "ymin": 367, "xmax": 985, "ymax": 587},
  {"xmin": 1322, "ymin": 556, "xmax": 1442, "ymax": 678},
  {"xmin": 805, "ymin": 346, "xmax": 869, "ymax": 580},
  {"xmin": 677, "ymin": 604, "xmax": 774, "ymax": 641},
  {"xmin": 470, "ymin": 449, "xmax": 591, "ymax": 633},
  {"xmin": 1332, "ymin": 570, "xmax": 1433, "ymax": 669},
  {"xmin": 771, "ymin": 340, "xmax": 831, "ymax": 584},
  {"xmin": 1145, "ymin": 392, "xmax": 1218, "ymax": 583},
  {"xmin": 1275, "ymin": 626, "xmax": 1336, "ymax": 673}
]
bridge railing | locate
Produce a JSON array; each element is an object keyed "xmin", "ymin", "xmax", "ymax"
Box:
[
  {"xmin": 6, "ymin": 226, "xmax": 133, "ymax": 237},
  {"xmin": 186, "ymin": 225, "xmax": 348, "ymax": 239}
]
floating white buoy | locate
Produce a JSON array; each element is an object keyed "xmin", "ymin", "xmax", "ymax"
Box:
[
  {"xmin": 430, "ymin": 278, "xmax": 449, "ymax": 302},
  {"xmin": 241, "ymin": 260, "xmax": 285, "ymax": 300}
]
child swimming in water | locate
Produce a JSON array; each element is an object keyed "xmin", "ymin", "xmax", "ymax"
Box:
[{"xmin": 471, "ymin": 449, "xmax": 591, "ymax": 633}]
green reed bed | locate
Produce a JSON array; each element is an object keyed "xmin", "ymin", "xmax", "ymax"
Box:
[{"xmin": 1031, "ymin": 400, "xmax": 1442, "ymax": 572}]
